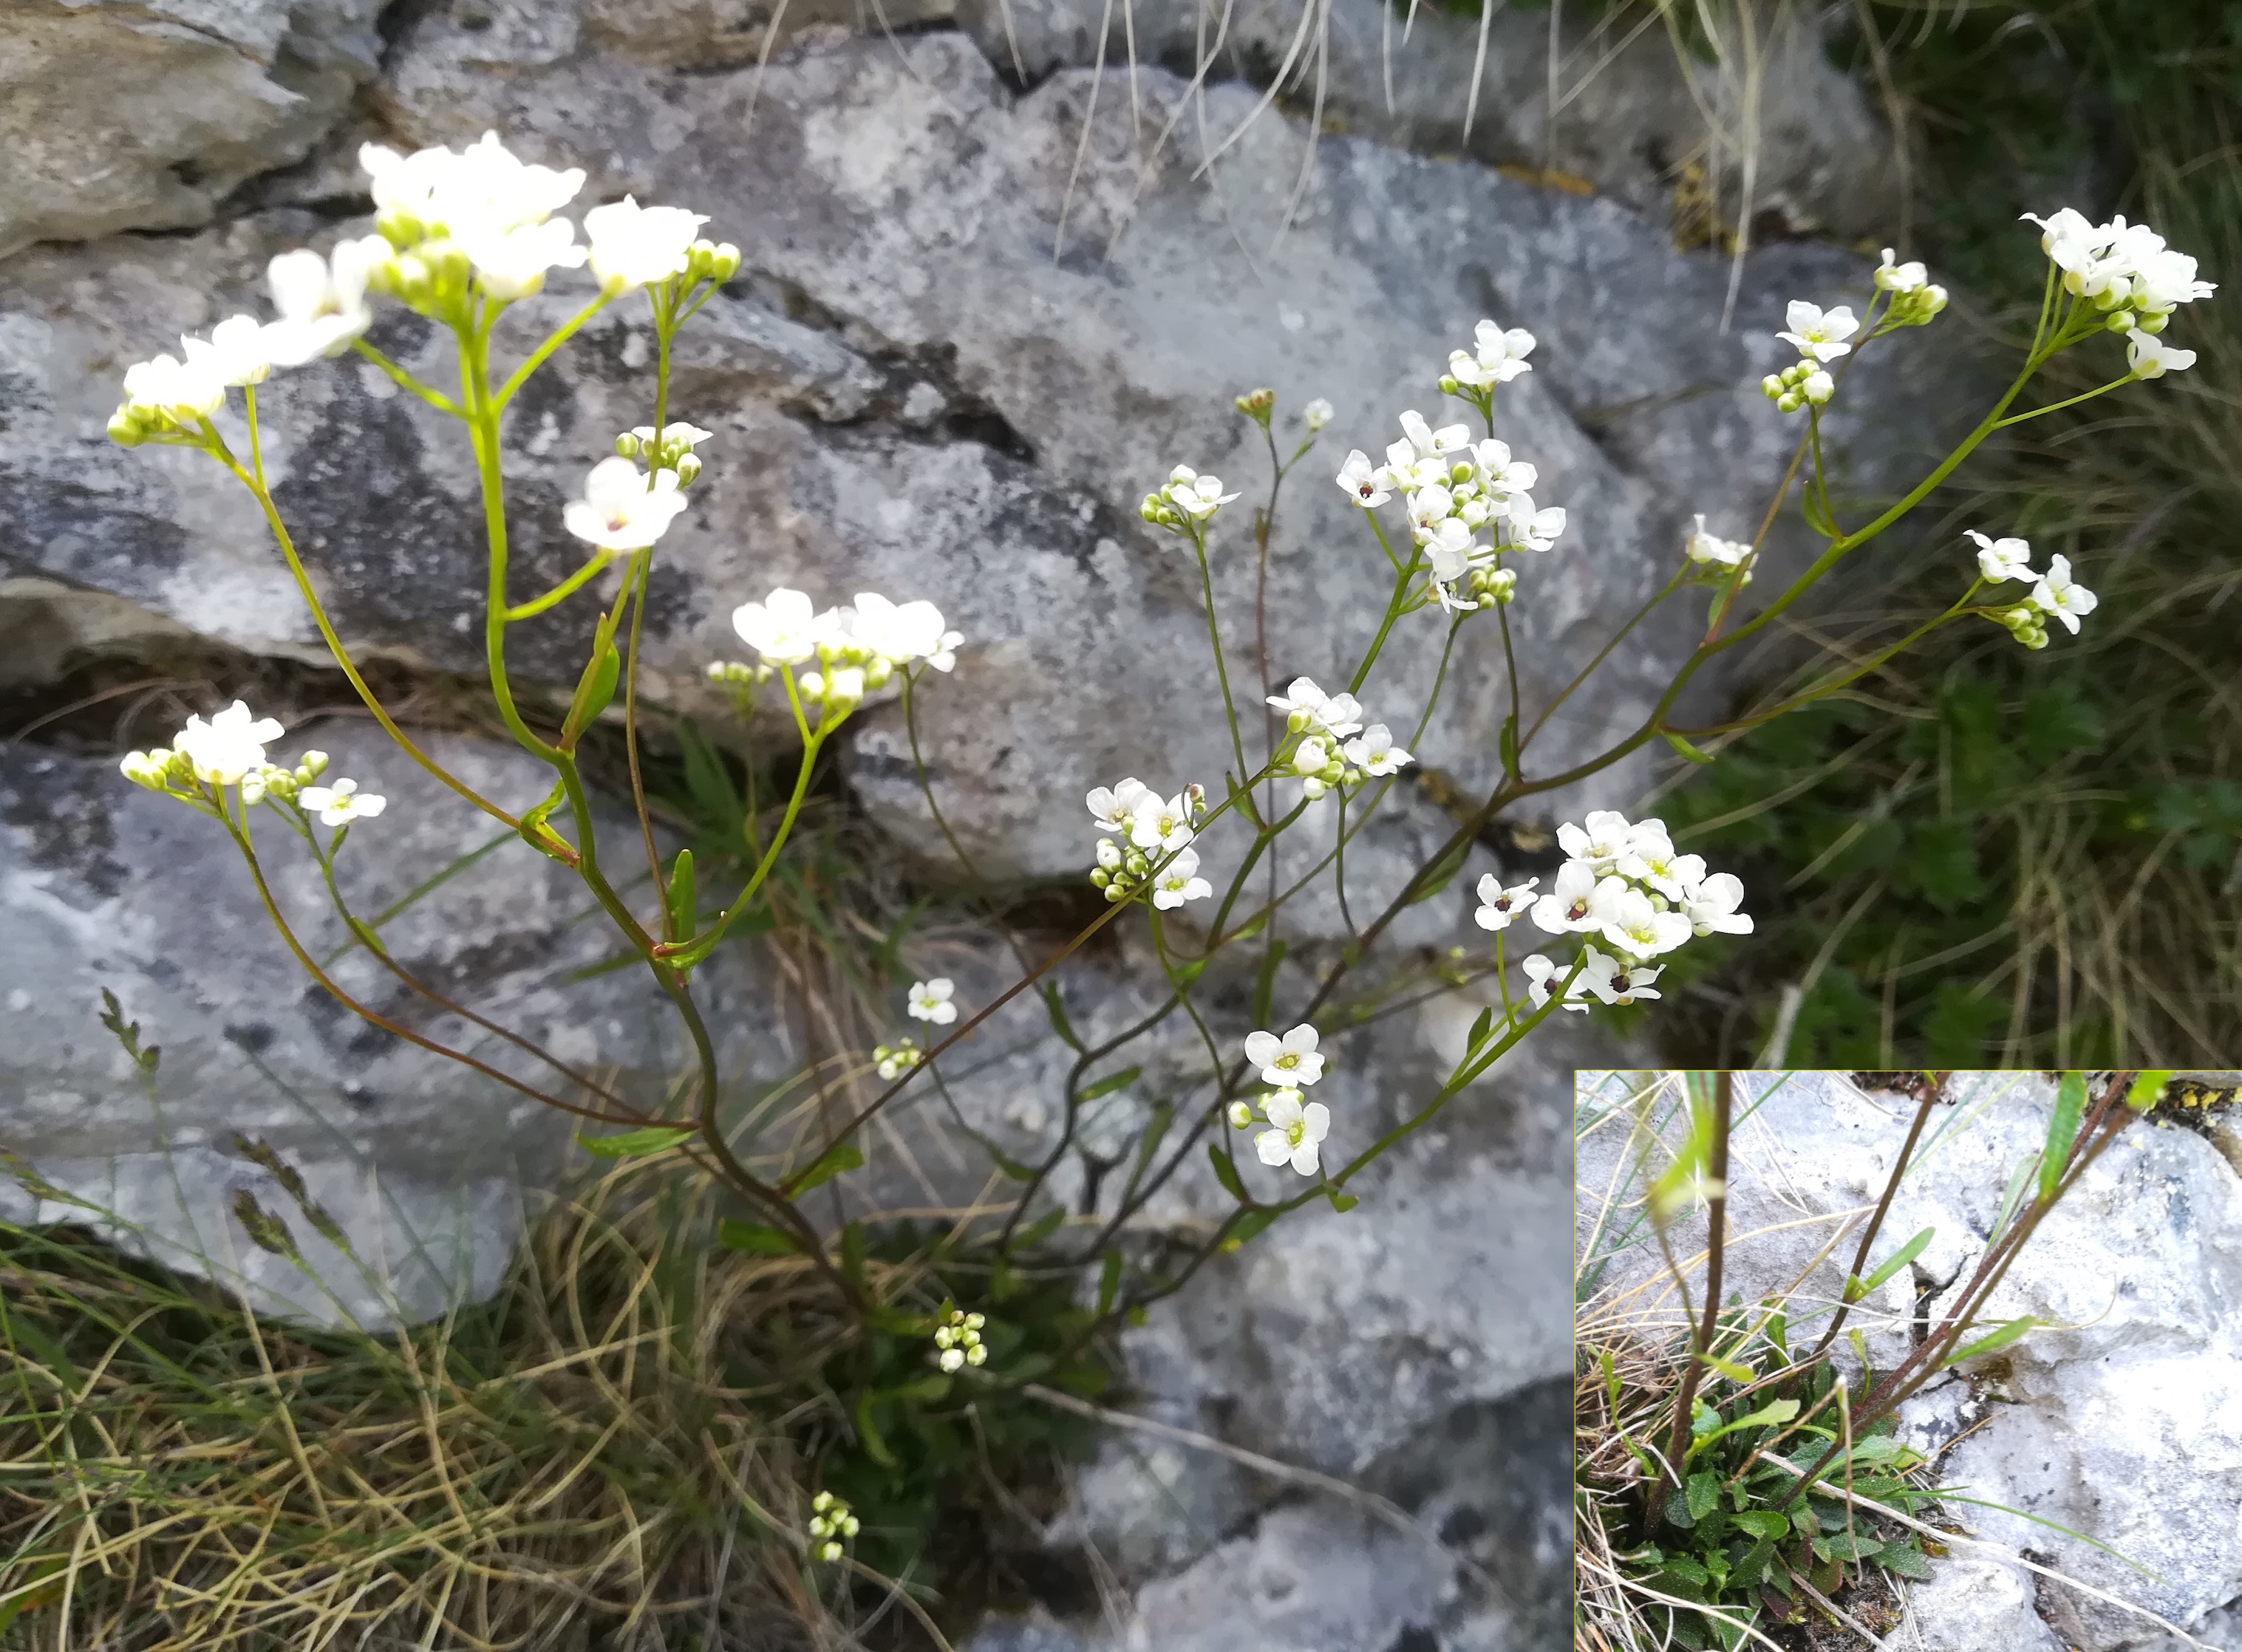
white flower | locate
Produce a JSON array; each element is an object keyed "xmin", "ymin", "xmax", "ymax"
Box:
[
  {"xmin": 1530, "ymin": 860, "xmax": 1604, "ymax": 934},
  {"xmin": 1621, "ymin": 833, "xmax": 1699, "ymax": 903},
  {"xmin": 180, "ymin": 314, "xmax": 273, "ymax": 388},
  {"xmin": 1874, "ymin": 248, "xmax": 1931, "ymax": 293},
  {"xmin": 2028, "ymin": 554, "xmax": 2097, "ymax": 633},
  {"xmin": 1471, "ymin": 440, "xmax": 1537, "ymax": 499},
  {"xmin": 361, "ymin": 132, "xmax": 584, "ymax": 240},
  {"xmin": 1777, "ymin": 301, "xmax": 1860, "ymax": 363},
  {"xmin": 1128, "ymin": 793, "xmax": 1196, "ymax": 853},
  {"xmin": 1474, "ymin": 873, "xmax": 1538, "ymax": 932},
  {"xmin": 1685, "ymin": 514, "xmax": 1752, "ymax": 568},
  {"xmin": 173, "ymin": 701, "xmax": 284, "ymax": 786},
  {"xmin": 2129, "ymin": 245, "xmax": 2215, "ymax": 315},
  {"xmin": 457, "ymin": 216, "xmax": 587, "ymax": 300},
  {"xmin": 1505, "ymin": 499, "xmax": 1567, "ymax": 553},
  {"xmin": 1337, "ymin": 449, "xmax": 1391, "ymax": 508},
  {"xmin": 582, "ymin": 195, "xmax": 711, "ymax": 294},
  {"xmin": 1267, "ymin": 677, "xmax": 1365, "ymax": 740},
  {"xmin": 1523, "ymin": 952, "xmax": 1594, "ymax": 1012},
  {"xmin": 1586, "ymin": 950, "xmax": 1663, "ymax": 1006},
  {"xmin": 1556, "ymin": 809, "xmax": 1635, "ymax": 874},
  {"xmin": 907, "ymin": 978, "xmax": 957, "ymax": 1025},
  {"xmin": 263, "ymin": 236, "xmax": 387, "ymax": 364},
  {"xmin": 1165, "ymin": 465, "xmax": 1239, "ymax": 519},
  {"xmin": 1254, "ymin": 1088, "xmax": 1330, "ymax": 1176},
  {"xmin": 732, "ymin": 588, "xmax": 842, "ymax": 664},
  {"xmin": 850, "ymin": 593, "xmax": 962, "ymax": 672},
  {"xmin": 562, "ymin": 457, "xmax": 687, "ymax": 552},
  {"xmin": 1087, "ymin": 778, "xmax": 1154, "ymax": 833},
  {"xmin": 1302, "ymin": 397, "xmax": 1334, "ymax": 432},
  {"xmin": 1682, "ymin": 873, "xmax": 1753, "ymax": 936},
  {"xmin": 2127, "ymin": 332, "xmax": 2197, "ymax": 380},
  {"xmin": 1448, "ymin": 347, "xmax": 1498, "ymax": 390},
  {"xmin": 1596, "ymin": 884, "xmax": 1693, "ymax": 959},
  {"xmin": 1398, "ymin": 409, "xmax": 1471, "ymax": 458},
  {"xmin": 1341, "ymin": 724, "xmax": 1413, "ymax": 777},
  {"xmin": 1425, "ymin": 519, "xmax": 1491, "ymax": 602},
  {"xmin": 120, "ymin": 352, "xmax": 228, "ymax": 423},
  {"xmin": 1407, "ymin": 482, "xmax": 1456, "ymax": 537},
  {"xmin": 2023, "ymin": 207, "xmax": 2102, "ymax": 264},
  {"xmin": 1151, "ymin": 847, "xmax": 1213, "ymax": 909},
  {"xmin": 1964, "ymin": 529, "xmax": 2033, "ymax": 583},
  {"xmin": 1243, "ymin": 1024, "xmax": 1324, "ymax": 1087},
  {"xmin": 298, "ymin": 777, "xmax": 386, "ymax": 826},
  {"xmin": 1472, "ymin": 319, "xmax": 1537, "ymax": 381}
]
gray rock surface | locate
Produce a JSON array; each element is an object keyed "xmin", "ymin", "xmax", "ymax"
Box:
[
  {"xmin": 0, "ymin": 0, "xmax": 386, "ymax": 259},
  {"xmin": 1, "ymin": 24, "xmax": 1960, "ymax": 916},
  {"xmin": 0, "ymin": 720, "xmax": 730, "ymax": 1325},
  {"xmin": 1578, "ymin": 1070, "xmax": 2242, "ymax": 1652}
]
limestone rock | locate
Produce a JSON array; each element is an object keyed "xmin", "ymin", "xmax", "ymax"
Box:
[{"xmin": 0, "ymin": 0, "xmax": 386, "ymax": 259}]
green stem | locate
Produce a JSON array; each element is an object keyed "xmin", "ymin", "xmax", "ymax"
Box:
[
  {"xmin": 495, "ymin": 295, "xmax": 610, "ymax": 410},
  {"xmin": 505, "ymin": 550, "xmax": 616, "ymax": 621},
  {"xmin": 351, "ymin": 339, "xmax": 460, "ymax": 414}
]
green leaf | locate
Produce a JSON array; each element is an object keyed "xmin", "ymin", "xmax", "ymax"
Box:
[
  {"xmin": 1134, "ymin": 1102, "xmax": 1175, "ymax": 1175},
  {"xmin": 787, "ymin": 1140, "xmax": 865, "ymax": 1195},
  {"xmin": 886, "ymin": 1373, "xmax": 953, "ymax": 1404},
  {"xmin": 1012, "ymin": 1206, "xmax": 1067, "ymax": 1252},
  {"xmin": 1223, "ymin": 1207, "xmax": 1279, "ymax": 1252},
  {"xmin": 2042, "ymin": 1071, "xmax": 2087, "ymax": 1204},
  {"xmin": 1499, "ymin": 714, "xmax": 1519, "ymax": 776},
  {"xmin": 1171, "ymin": 957, "xmax": 1209, "ymax": 990},
  {"xmin": 839, "ymin": 1221, "xmax": 868, "ymax": 1287},
  {"xmin": 1943, "ymin": 1316, "xmax": 2037, "ymax": 1369},
  {"xmin": 1039, "ymin": 983, "xmax": 1083, "ymax": 1051},
  {"xmin": 664, "ymin": 848, "xmax": 697, "ymax": 941},
  {"xmin": 1466, "ymin": 1006, "xmax": 1494, "ymax": 1051},
  {"xmin": 1731, "ymin": 1510, "xmax": 1788, "ymax": 1540},
  {"xmin": 1078, "ymin": 1065, "xmax": 1142, "ymax": 1104},
  {"xmin": 1207, "ymin": 1144, "xmax": 1247, "ymax": 1201},
  {"xmin": 575, "ymin": 1124, "xmax": 695, "ymax": 1158},
  {"xmin": 1096, "ymin": 1250, "xmax": 1125, "ymax": 1317},
  {"xmin": 1856, "ymin": 1226, "xmax": 1937, "ymax": 1300},
  {"xmin": 2127, "ymin": 1070, "xmax": 2175, "ymax": 1110},
  {"xmin": 1686, "ymin": 1470, "xmax": 1720, "ymax": 1522},
  {"xmin": 1324, "ymin": 1187, "xmax": 1359, "ymax": 1213},
  {"xmin": 1662, "ymin": 728, "xmax": 1717, "ymax": 765},
  {"xmin": 1253, "ymin": 939, "xmax": 1289, "ymax": 1026},
  {"xmin": 1877, "ymin": 1541, "xmax": 1932, "ymax": 1580},
  {"xmin": 1699, "ymin": 1353, "xmax": 1757, "ymax": 1383},
  {"xmin": 854, "ymin": 1393, "xmax": 897, "ymax": 1467},
  {"xmin": 715, "ymin": 1218, "xmax": 797, "ymax": 1255},
  {"xmin": 563, "ymin": 635, "xmax": 623, "ymax": 741}
]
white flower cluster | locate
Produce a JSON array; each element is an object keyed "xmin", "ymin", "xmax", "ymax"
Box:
[
  {"xmin": 807, "ymin": 1491, "xmax": 859, "ymax": 1563},
  {"xmin": 1224, "ymin": 1024, "xmax": 1331, "ymax": 1175},
  {"xmin": 1760, "ymin": 301, "xmax": 1856, "ymax": 414},
  {"xmin": 1963, "ymin": 530, "xmax": 2096, "ymax": 649},
  {"xmin": 2025, "ymin": 208, "xmax": 2214, "ymax": 376},
  {"xmin": 933, "ymin": 1306, "xmax": 988, "ymax": 1373},
  {"xmin": 1873, "ymin": 248, "xmax": 1951, "ymax": 324},
  {"xmin": 1476, "ymin": 810, "xmax": 1749, "ymax": 1013},
  {"xmin": 109, "ymin": 134, "xmax": 736, "ymax": 448},
  {"xmin": 1336, "ymin": 407, "xmax": 1561, "ymax": 612},
  {"xmin": 718, "ymin": 588, "xmax": 963, "ymax": 724},
  {"xmin": 1139, "ymin": 465, "xmax": 1241, "ymax": 533},
  {"xmin": 120, "ymin": 703, "xmax": 386, "ymax": 826},
  {"xmin": 1440, "ymin": 318, "xmax": 1537, "ymax": 395},
  {"xmin": 1266, "ymin": 676, "xmax": 1414, "ymax": 799},
  {"xmin": 1085, "ymin": 779, "xmax": 1213, "ymax": 909},
  {"xmin": 906, "ymin": 978, "xmax": 958, "ymax": 1025}
]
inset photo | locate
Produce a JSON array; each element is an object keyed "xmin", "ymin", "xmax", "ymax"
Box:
[{"xmin": 1577, "ymin": 1069, "xmax": 2242, "ymax": 1652}]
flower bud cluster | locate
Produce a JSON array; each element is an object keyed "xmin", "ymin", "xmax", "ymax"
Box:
[
  {"xmin": 1493, "ymin": 810, "xmax": 1751, "ymax": 1013},
  {"xmin": 120, "ymin": 705, "xmax": 384, "ymax": 827},
  {"xmin": 1760, "ymin": 357, "xmax": 1836, "ymax": 414},
  {"xmin": 723, "ymin": 587, "xmax": 963, "ymax": 729},
  {"xmin": 873, "ymin": 1038, "xmax": 923, "ymax": 1080},
  {"xmin": 1334, "ymin": 374, "xmax": 1565, "ymax": 612},
  {"xmin": 808, "ymin": 1491, "xmax": 859, "ymax": 1562},
  {"xmin": 1234, "ymin": 386, "xmax": 1275, "ymax": 424},
  {"xmin": 1224, "ymin": 1023, "xmax": 1331, "ymax": 1175},
  {"xmin": 1265, "ymin": 677, "xmax": 1414, "ymax": 800},
  {"xmin": 614, "ymin": 421, "xmax": 714, "ymax": 485},
  {"xmin": 1084, "ymin": 779, "xmax": 1211, "ymax": 907},
  {"xmin": 933, "ymin": 1306, "xmax": 988, "ymax": 1373},
  {"xmin": 1873, "ymin": 248, "xmax": 1950, "ymax": 327},
  {"xmin": 1139, "ymin": 465, "xmax": 1241, "ymax": 533}
]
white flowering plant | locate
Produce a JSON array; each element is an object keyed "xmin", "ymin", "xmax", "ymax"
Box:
[{"xmin": 103, "ymin": 132, "xmax": 2207, "ymax": 1420}]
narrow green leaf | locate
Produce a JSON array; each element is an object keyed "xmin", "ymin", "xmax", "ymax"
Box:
[
  {"xmin": 1466, "ymin": 1006, "xmax": 1494, "ymax": 1052},
  {"xmin": 1943, "ymin": 1316, "xmax": 2038, "ymax": 1370},
  {"xmin": 2042, "ymin": 1072, "xmax": 2087, "ymax": 1204},
  {"xmin": 715, "ymin": 1219, "xmax": 797, "ymax": 1255},
  {"xmin": 1223, "ymin": 1207, "xmax": 1279, "ymax": 1251},
  {"xmin": 887, "ymin": 1373, "xmax": 953, "ymax": 1404},
  {"xmin": 575, "ymin": 1124, "xmax": 695, "ymax": 1159},
  {"xmin": 854, "ymin": 1394, "xmax": 897, "ymax": 1467},
  {"xmin": 1039, "ymin": 982, "xmax": 1084, "ymax": 1051},
  {"xmin": 563, "ymin": 635, "xmax": 623, "ymax": 741},
  {"xmin": 664, "ymin": 848, "xmax": 697, "ymax": 940},
  {"xmin": 1012, "ymin": 1206, "xmax": 1067, "ymax": 1252},
  {"xmin": 1499, "ymin": 713, "xmax": 1519, "ymax": 775},
  {"xmin": 1134, "ymin": 1102, "xmax": 1175, "ymax": 1174},
  {"xmin": 1324, "ymin": 1187, "xmax": 1359, "ymax": 1213},
  {"xmin": 1096, "ymin": 1250, "xmax": 1125, "ymax": 1317},
  {"xmin": 786, "ymin": 1140, "xmax": 865, "ymax": 1195},
  {"xmin": 1859, "ymin": 1226, "xmax": 1937, "ymax": 1297},
  {"xmin": 1207, "ymin": 1144, "xmax": 1247, "ymax": 1201},
  {"xmin": 839, "ymin": 1220, "xmax": 867, "ymax": 1287},
  {"xmin": 1077, "ymin": 1065, "xmax": 1142, "ymax": 1104},
  {"xmin": 2127, "ymin": 1070, "xmax": 2175, "ymax": 1110},
  {"xmin": 1253, "ymin": 939, "xmax": 1289, "ymax": 1026},
  {"xmin": 1661, "ymin": 728, "xmax": 1717, "ymax": 765},
  {"xmin": 1699, "ymin": 1353, "xmax": 1757, "ymax": 1383},
  {"xmin": 1171, "ymin": 957, "xmax": 1209, "ymax": 990}
]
